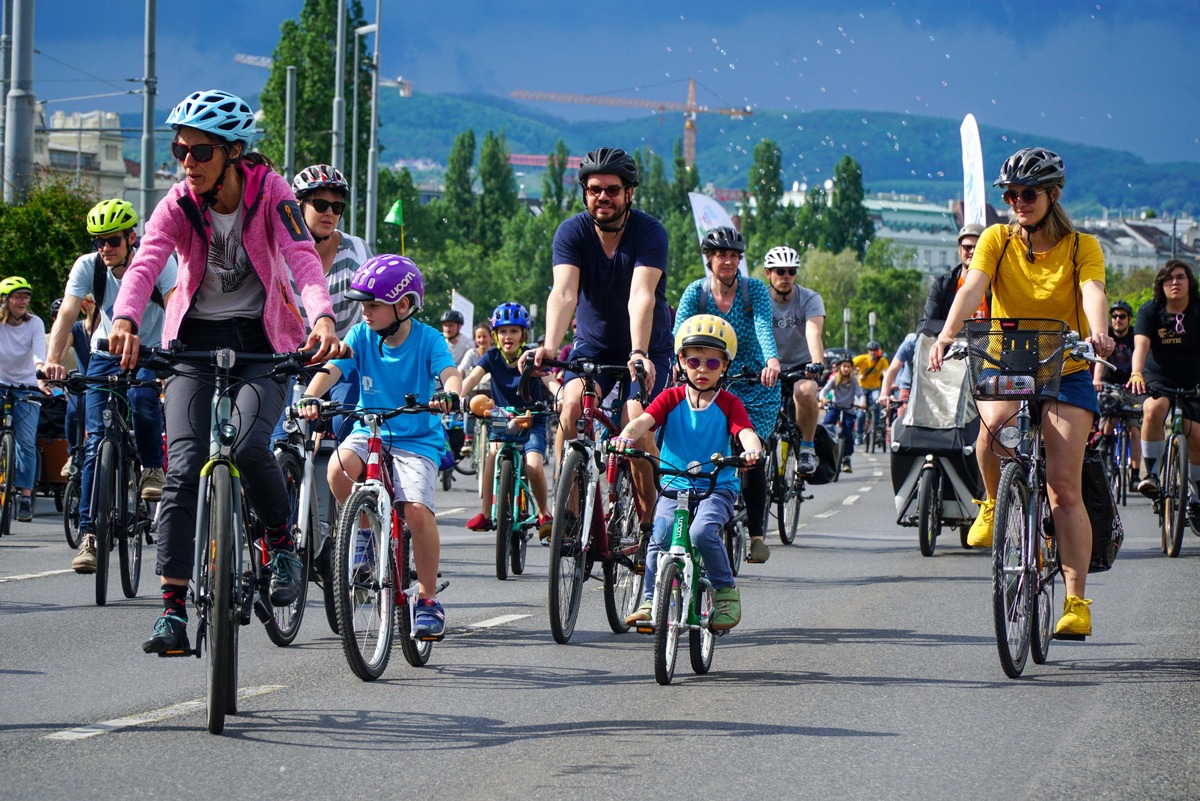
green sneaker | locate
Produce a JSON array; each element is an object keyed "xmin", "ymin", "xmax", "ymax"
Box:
[
  {"xmin": 625, "ymin": 599, "xmax": 653, "ymax": 626},
  {"xmin": 710, "ymin": 586, "xmax": 741, "ymax": 631}
]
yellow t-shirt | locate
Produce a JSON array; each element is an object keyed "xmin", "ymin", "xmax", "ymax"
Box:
[
  {"xmin": 853, "ymin": 353, "xmax": 888, "ymax": 390},
  {"xmin": 969, "ymin": 224, "xmax": 1105, "ymax": 376}
]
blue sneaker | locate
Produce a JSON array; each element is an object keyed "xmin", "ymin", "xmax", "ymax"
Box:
[
  {"xmin": 142, "ymin": 614, "xmax": 189, "ymax": 654},
  {"xmin": 269, "ymin": 549, "xmax": 303, "ymax": 606},
  {"xmin": 413, "ymin": 598, "xmax": 446, "ymax": 639}
]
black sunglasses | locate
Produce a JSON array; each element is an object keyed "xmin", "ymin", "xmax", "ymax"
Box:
[
  {"xmin": 306, "ymin": 198, "xmax": 346, "ymax": 215},
  {"xmin": 585, "ymin": 184, "xmax": 625, "ymax": 198},
  {"xmin": 1002, "ymin": 187, "xmax": 1045, "ymax": 206},
  {"xmin": 93, "ymin": 234, "xmax": 125, "ymax": 250},
  {"xmin": 171, "ymin": 141, "xmax": 226, "ymax": 163},
  {"xmin": 771, "ymin": 267, "xmax": 798, "ymax": 276},
  {"xmin": 1110, "ymin": 313, "xmax": 1129, "ymax": 320}
]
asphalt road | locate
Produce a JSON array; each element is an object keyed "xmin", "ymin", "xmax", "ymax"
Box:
[{"xmin": 1, "ymin": 452, "xmax": 1197, "ymax": 801}]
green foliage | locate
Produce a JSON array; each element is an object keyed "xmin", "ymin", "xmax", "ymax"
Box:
[
  {"xmin": 850, "ymin": 240, "xmax": 925, "ymax": 350},
  {"xmin": 0, "ymin": 172, "xmax": 96, "ymax": 320},
  {"xmin": 477, "ymin": 131, "xmax": 520, "ymax": 251},
  {"xmin": 826, "ymin": 156, "xmax": 875, "ymax": 260},
  {"xmin": 797, "ymin": 249, "xmax": 861, "ymax": 341},
  {"xmin": 541, "ymin": 140, "xmax": 573, "ymax": 212},
  {"xmin": 1107, "ymin": 265, "xmax": 1156, "ymax": 308},
  {"xmin": 438, "ymin": 130, "xmax": 477, "ymax": 244}
]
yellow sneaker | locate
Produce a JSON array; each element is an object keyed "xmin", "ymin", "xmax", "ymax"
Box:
[
  {"xmin": 1054, "ymin": 595, "xmax": 1093, "ymax": 639},
  {"xmin": 967, "ymin": 498, "xmax": 995, "ymax": 548}
]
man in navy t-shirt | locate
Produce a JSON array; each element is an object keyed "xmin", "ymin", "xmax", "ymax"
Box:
[{"xmin": 527, "ymin": 147, "xmax": 672, "ymax": 520}]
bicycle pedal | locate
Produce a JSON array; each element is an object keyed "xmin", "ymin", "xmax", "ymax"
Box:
[
  {"xmin": 634, "ymin": 621, "xmax": 655, "ymax": 634},
  {"xmin": 156, "ymin": 647, "xmax": 198, "ymax": 658},
  {"xmin": 416, "ymin": 633, "xmax": 445, "ymax": 643}
]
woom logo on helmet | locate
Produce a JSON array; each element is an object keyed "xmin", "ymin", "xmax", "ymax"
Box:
[{"xmin": 382, "ymin": 270, "xmax": 415, "ymax": 304}]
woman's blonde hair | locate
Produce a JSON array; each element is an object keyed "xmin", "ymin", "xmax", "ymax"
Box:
[{"xmin": 1007, "ymin": 182, "xmax": 1074, "ymax": 244}]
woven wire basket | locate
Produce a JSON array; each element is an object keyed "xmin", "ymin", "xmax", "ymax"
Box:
[{"xmin": 962, "ymin": 318, "xmax": 1070, "ymax": 400}]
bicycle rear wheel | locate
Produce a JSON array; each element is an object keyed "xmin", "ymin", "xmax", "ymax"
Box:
[
  {"xmin": 118, "ymin": 465, "xmax": 142, "ymax": 599},
  {"xmin": 92, "ymin": 440, "xmax": 118, "ymax": 607},
  {"xmin": 1031, "ymin": 493, "xmax": 1057, "ymax": 665},
  {"xmin": 1163, "ymin": 434, "xmax": 1188, "ymax": 558},
  {"xmin": 63, "ymin": 476, "xmax": 81, "ymax": 549},
  {"xmin": 0, "ymin": 431, "xmax": 13, "ymax": 538},
  {"xmin": 264, "ymin": 448, "xmax": 311, "ymax": 646},
  {"xmin": 992, "ymin": 461, "xmax": 1032, "ymax": 678},
  {"xmin": 653, "ymin": 560, "xmax": 684, "ymax": 685},
  {"xmin": 603, "ymin": 462, "xmax": 643, "ymax": 633},
  {"xmin": 689, "ymin": 579, "xmax": 715, "ymax": 675},
  {"xmin": 723, "ymin": 516, "xmax": 745, "ymax": 577},
  {"xmin": 548, "ymin": 448, "xmax": 588, "ymax": 644},
  {"xmin": 495, "ymin": 454, "xmax": 515, "ymax": 581},
  {"xmin": 334, "ymin": 487, "xmax": 395, "ymax": 680},
  {"xmin": 917, "ymin": 466, "xmax": 941, "ymax": 557},
  {"xmin": 396, "ymin": 520, "xmax": 433, "ymax": 667},
  {"xmin": 782, "ymin": 441, "xmax": 803, "ymax": 545},
  {"xmin": 204, "ymin": 466, "xmax": 237, "ymax": 735}
]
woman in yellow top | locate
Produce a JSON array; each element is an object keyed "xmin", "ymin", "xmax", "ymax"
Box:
[{"xmin": 929, "ymin": 148, "xmax": 1113, "ymax": 639}]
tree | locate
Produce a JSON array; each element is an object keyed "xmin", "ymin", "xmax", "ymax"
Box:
[
  {"xmin": 258, "ymin": 0, "xmax": 370, "ymax": 184},
  {"xmin": 796, "ymin": 249, "xmax": 862, "ymax": 345},
  {"xmin": 438, "ymin": 129, "xmax": 477, "ymax": 245},
  {"xmin": 850, "ymin": 240, "xmax": 924, "ymax": 350},
  {"xmin": 477, "ymin": 131, "xmax": 519, "ymax": 252},
  {"xmin": 375, "ymin": 166, "xmax": 440, "ymax": 257},
  {"xmin": 793, "ymin": 185, "xmax": 830, "ymax": 253},
  {"xmin": 742, "ymin": 139, "xmax": 793, "ymax": 263},
  {"xmin": 826, "ymin": 155, "xmax": 875, "ymax": 260},
  {"xmin": 541, "ymin": 140, "xmax": 572, "ymax": 212}
]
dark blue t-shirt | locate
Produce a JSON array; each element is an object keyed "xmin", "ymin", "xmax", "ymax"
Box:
[
  {"xmin": 479, "ymin": 345, "xmax": 547, "ymax": 410},
  {"xmin": 551, "ymin": 208, "xmax": 672, "ymax": 355}
]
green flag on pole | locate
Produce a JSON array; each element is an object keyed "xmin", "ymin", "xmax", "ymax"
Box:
[{"xmin": 384, "ymin": 199, "xmax": 404, "ymax": 226}]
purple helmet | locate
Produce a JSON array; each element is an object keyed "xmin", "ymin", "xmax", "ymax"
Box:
[
  {"xmin": 491, "ymin": 302, "xmax": 531, "ymax": 331},
  {"xmin": 347, "ymin": 254, "xmax": 424, "ymax": 311}
]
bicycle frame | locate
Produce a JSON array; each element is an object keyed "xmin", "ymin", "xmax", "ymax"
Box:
[{"xmin": 662, "ymin": 489, "xmax": 711, "ymax": 630}]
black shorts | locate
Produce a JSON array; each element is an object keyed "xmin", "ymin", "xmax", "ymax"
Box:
[{"xmin": 1146, "ymin": 376, "xmax": 1200, "ymax": 423}]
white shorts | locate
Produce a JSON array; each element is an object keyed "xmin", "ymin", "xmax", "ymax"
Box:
[{"xmin": 338, "ymin": 433, "xmax": 437, "ymax": 512}]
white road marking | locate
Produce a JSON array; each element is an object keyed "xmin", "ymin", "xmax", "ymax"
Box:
[
  {"xmin": 873, "ymin": 470, "xmax": 883, "ymax": 477},
  {"xmin": 468, "ymin": 614, "xmax": 530, "ymax": 629},
  {"xmin": 814, "ymin": 510, "xmax": 839, "ymax": 519},
  {"xmin": 435, "ymin": 507, "xmax": 466, "ymax": 518},
  {"xmin": 841, "ymin": 495, "xmax": 860, "ymax": 506},
  {"xmin": 44, "ymin": 685, "xmax": 286, "ymax": 741},
  {"xmin": 0, "ymin": 568, "xmax": 74, "ymax": 583},
  {"xmin": 863, "ymin": 483, "xmax": 877, "ymax": 492}
]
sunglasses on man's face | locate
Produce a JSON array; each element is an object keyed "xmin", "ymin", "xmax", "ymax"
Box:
[
  {"xmin": 585, "ymin": 184, "xmax": 624, "ymax": 198},
  {"xmin": 307, "ymin": 198, "xmax": 346, "ymax": 215},
  {"xmin": 1002, "ymin": 187, "xmax": 1046, "ymax": 206},
  {"xmin": 171, "ymin": 141, "xmax": 225, "ymax": 163},
  {"xmin": 1110, "ymin": 313, "xmax": 1128, "ymax": 321},
  {"xmin": 684, "ymin": 357, "xmax": 724, "ymax": 371},
  {"xmin": 770, "ymin": 267, "xmax": 798, "ymax": 276},
  {"xmin": 93, "ymin": 235, "xmax": 125, "ymax": 250}
]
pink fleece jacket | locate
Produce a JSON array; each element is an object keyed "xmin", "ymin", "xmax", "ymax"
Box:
[{"xmin": 114, "ymin": 161, "xmax": 333, "ymax": 352}]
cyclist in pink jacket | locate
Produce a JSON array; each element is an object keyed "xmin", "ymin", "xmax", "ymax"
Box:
[{"xmin": 108, "ymin": 89, "xmax": 343, "ymax": 655}]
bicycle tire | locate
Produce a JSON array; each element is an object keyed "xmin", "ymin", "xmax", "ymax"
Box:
[
  {"xmin": 653, "ymin": 560, "xmax": 684, "ymax": 685},
  {"xmin": 603, "ymin": 462, "xmax": 642, "ymax": 633},
  {"xmin": 440, "ymin": 467, "xmax": 452, "ymax": 491},
  {"xmin": 992, "ymin": 461, "xmax": 1032, "ymax": 678},
  {"xmin": 689, "ymin": 579, "xmax": 716, "ymax": 675},
  {"xmin": 548, "ymin": 448, "xmax": 588, "ymax": 644},
  {"xmin": 263, "ymin": 449, "xmax": 311, "ymax": 646},
  {"xmin": 917, "ymin": 467, "xmax": 940, "ymax": 557},
  {"xmin": 118, "ymin": 464, "xmax": 142, "ymax": 599},
  {"xmin": 767, "ymin": 434, "xmax": 787, "ymax": 543},
  {"xmin": 724, "ymin": 515, "xmax": 744, "ymax": 577},
  {"xmin": 0, "ymin": 431, "xmax": 13, "ymax": 538},
  {"xmin": 1031, "ymin": 494, "xmax": 1057, "ymax": 665},
  {"xmin": 63, "ymin": 477, "xmax": 82, "ymax": 549},
  {"xmin": 334, "ymin": 487, "xmax": 394, "ymax": 680},
  {"xmin": 782, "ymin": 440, "xmax": 803, "ymax": 545},
  {"xmin": 1113, "ymin": 428, "xmax": 1128, "ymax": 507},
  {"xmin": 495, "ymin": 454, "xmax": 515, "ymax": 580},
  {"xmin": 396, "ymin": 520, "xmax": 433, "ymax": 667},
  {"xmin": 92, "ymin": 440, "xmax": 117, "ymax": 607},
  {"xmin": 833, "ymin": 434, "xmax": 843, "ymax": 483},
  {"xmin": 510, "ymin": 482, "xmax": 528, "ymax": 576},
  {"xmin": 1164, "ymin": 434, "xmax": 1188, "ymax": 558},
  {"xmin": 205, "ymin": 465, "xmax": 236, "ymax": 734}
]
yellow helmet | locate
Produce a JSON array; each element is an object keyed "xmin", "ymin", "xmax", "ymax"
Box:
[
  {"xmin": 86, "ymin": 199, "xmax": 137, "ymax": 236},
  {"xmin": 674, "ymin": 314, "xmax": 737, "ymax": 361}
]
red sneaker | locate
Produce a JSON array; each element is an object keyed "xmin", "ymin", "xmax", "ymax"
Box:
[
  {"xmin": 466, "ymin": 513, "xmax": 493, "ymax": 531},
  {"xmin": 537, "ymin": 514, "xmax": 553, "ymax": 542}
]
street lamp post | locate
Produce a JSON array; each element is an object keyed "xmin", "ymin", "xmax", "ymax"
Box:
[
  {"xmin": 843, "ymin": 307, "xmax": 851, "ymax": 350},
  {"xmin": 349, "ymin": 22, "xmax": 376, "ymax": 238},
  {"xmin": 868, "ymin": 310, "xmax": 877, "ymax": 344},
  {"xmin": 363, "ymin": 0, "xmax": 382, "ymax": 252}
]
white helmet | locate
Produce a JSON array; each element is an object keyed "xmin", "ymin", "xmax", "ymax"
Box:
[{"xmin": 764, "ymin": 245, "xmax": 801, "ymax": 269}]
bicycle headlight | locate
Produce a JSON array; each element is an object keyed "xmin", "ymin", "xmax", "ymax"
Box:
[
  {"xmin": 101, "ymin": 409, "xmax": 113, "ymax": 425},
  {"xmin": 996, "ymin": 426, "xmax": 1022, "ymax": 450},
  {"xmin": 219, "ymin": 423, "xmax": 237, "ymax": 446}
]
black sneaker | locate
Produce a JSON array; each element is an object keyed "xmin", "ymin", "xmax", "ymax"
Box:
[
  {"xmin": 1189, "ymin": 501, "xmax": 1200, "ymax": 533},
  {"xmin": 15, "ymin": 495, "xmax": 32, "ymax": 522},
  {"xmin": 142, "ymin": 614, "xmax": 189, "ymax": 654},
  {"xmin": 269, "ymin": 549, "xmax": 303, "ymax": 606}
]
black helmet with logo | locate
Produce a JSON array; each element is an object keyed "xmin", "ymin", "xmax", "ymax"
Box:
[
  {"xmin": 701, "ymin": 226, "xmax": 746, "ymax": 254},
  {"xmin": 994, "ymin": 148, "xmax": 1065, "ymax": 188},
  {"xmin": 577, "ymin": 147, "xmax": 639, "ymax": 188}
]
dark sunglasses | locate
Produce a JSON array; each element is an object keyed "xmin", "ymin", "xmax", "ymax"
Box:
[
  {"xmin": 1002, "ymin": 187, "xmax": 1045, "ymax": 206},
  {"xmin": 306, "ymin": 198, "xmax": 346, "ymax": 215},
  {"xmin": 684, "ymin": 357, "xmax": 724, "ymax": 371},
  {"xmin": 770, "ymin": 267, "xmax": 798, "ymax": 276},
  {"xmin": 1110, "ymin": 313, "xmax": 1129, "ymax": 320},
  {"xmin": 92, "ymin": 234, "xmax": 125, "ymax": 250},
  {"xmin": 959, "ymin": 243, "xmax": 976, "ymax": 253},
  {"xmin": 585, "ymin": 184, "xmax": 625, "ymax": 198},
  {"xmin": 171, "ymin": 141, "xmax": 225, "ymax": 163}
]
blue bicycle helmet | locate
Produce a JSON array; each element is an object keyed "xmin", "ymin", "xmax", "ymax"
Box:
[
  {"xmin": 491, "ymin": 302, "xmax": 531, "ymax": 331},
  {"xmin": 166, "ymin": 89, "xmax": 256, "ymax": 149}
]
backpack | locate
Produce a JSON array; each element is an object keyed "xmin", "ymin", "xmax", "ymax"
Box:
[
  {"xmin": 697, "ymin": 276, "xmax": 754, "ymax": 318},
  {"xmin": 90, "ymin": 251, "xmax": 165, "ymax": 326}
]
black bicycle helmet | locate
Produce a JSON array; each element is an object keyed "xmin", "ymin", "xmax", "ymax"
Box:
[
  {"xmin": 51, "ymin": 297, "xmax": 64, "ymax": 316},
  {"xmin": 700, "ymin": 226, "xmax": 746, "ymax": 254},
  {"xmin": 866, "ymin": 340, "xmax": 881, "ymax": 352},
  {"xmin": 440, "ymin": 310, "xmax": 464, "ymax": 326},
  {"xmin": 577, "ymin": 147, "xmax": 639, "ymax": 188},
  {"xmin": 1109, "ymin": 300, "xmax": 1134, "ymax": 316},
  {"xmin": 993, "ymin": 147, "xmax": 1065, "ymax": 188}
]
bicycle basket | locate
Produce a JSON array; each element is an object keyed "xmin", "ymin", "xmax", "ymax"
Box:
[
  {"xmin": 487, "ymin": 408, "xmax": 532, "ymax": 443},
  {"xmin": 963, "ymin": 318, "xmax": 1070, "ymax": 400}
]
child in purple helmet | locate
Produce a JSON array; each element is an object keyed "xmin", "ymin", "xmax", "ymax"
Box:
[{"xmin": 299, "ymin": 254, "xmax": 461, "ymax": 637}]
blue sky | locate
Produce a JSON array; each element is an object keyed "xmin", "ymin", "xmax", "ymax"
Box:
[{"xmin": 26, "ymin": 0, "xmax": 1200, "ymax": 164}]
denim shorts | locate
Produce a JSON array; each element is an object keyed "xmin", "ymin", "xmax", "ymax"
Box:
[{"xmin": 1056, "ymin": 370, "xmax": 1100, "ymax": 416}]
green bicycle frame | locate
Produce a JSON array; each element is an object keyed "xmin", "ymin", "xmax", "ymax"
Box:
[{"xmin": 666, "ymin": 489, "xmax": 710, "ymax": 628}]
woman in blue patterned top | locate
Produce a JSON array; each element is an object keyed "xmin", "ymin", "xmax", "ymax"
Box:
[{"xmin": 673, "ymin": 226, "xmax": 781, "ymax": 564}]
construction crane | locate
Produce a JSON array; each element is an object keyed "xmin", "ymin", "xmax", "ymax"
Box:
[
  {"xmin": 234, "ymin": 54, "xmax": 413, "ymax": 96},
  {"xmin": 510, "ymin": 78, "xmax": 751, "ymax": 167}
]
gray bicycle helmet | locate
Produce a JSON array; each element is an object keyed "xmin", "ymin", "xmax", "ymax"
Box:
[
  {"xmin": 993, "ymin": 148, "xmax": 1065, "ymax": 188},
  {"xmin": 957, "ymin": 223, "xmax": 985, "ymax": 242},
  {"xmin": 577, "ymin": 147, "xmax": 639, "ymax": 188},
  {"xmin": 701, "ymin": 226, "xmax": 746, "ymax": 254}
]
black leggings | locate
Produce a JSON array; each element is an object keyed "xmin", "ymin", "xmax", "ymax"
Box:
[{"xmin": 742, "ymin": 461, "xmax": 768, "ymax": 539}]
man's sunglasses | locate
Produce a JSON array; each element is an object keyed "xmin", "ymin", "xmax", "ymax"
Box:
[
  {"xmin": 684, "ymin": 357, "xmax": 724, "ymax": 371},
  {"xmin": 1110, "ymin": 313, "xmax": 1129, "ymax": 321},
  {"xmin": 171, "ymin": 141, "xmax": 226, "ymax": 163},
  {"xmin": 585, "ymin": 184, "xmax": 625, "ymax": 198},
  {"xmin": 1002, "ymin": 187, "xmax": 1046, "ymax": 206},
  {"xmin": 770, "ymin": 267, "xmax": 798, "ymax": 276},
  {"xmin": 93, "ymin": 234, "xmax": 125, "ymax": 250},
  {"xmin": 306, "ymin": 198, "xmax": 346, "ymax": 215}
]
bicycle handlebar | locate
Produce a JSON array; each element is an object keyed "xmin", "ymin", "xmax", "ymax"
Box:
[
  {"xmin": 521, "ymin": 356, "xmax": 648, "ymax": 406},
  {"xmin": 98, "ymin": 338, "xmax": 320, "ymax": 379}
]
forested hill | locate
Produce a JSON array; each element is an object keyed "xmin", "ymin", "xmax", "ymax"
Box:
[{"xmin": 375, "ymin": 91, "xmax": 1200, "ymax": 216}]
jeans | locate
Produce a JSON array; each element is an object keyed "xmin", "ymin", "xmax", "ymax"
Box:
[
  {"xmin": 822, "ymin": 407, "xmax": 856, "ymax": 454},
  {"xmin": 12, "ymin": 395, "xmax": 40, "ymax": 490},
  {"xmin": 856, "ymin": 388, "xmax": 881, "ymax": 438},
  {"xmin": 78, "ymin": 355, "xmax": 164, "ymax": 533},
  {"xmin": 644, "ymin": 488, "xmax": 737, "ymax": 598}
]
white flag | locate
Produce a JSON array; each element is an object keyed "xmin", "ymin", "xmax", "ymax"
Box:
[
  {"xmin": 960, "ymin": 114, "xmax": 986, "ymax": 228},
  {"xmin": 688, "ymin": 192, "xmax": 747, "ymax": 277},
  {"xmin": 450, "ymin": 289, "xmax": 475, "ymax": 333}
]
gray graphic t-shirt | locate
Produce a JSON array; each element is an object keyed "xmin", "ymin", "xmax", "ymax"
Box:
[{"xmin": 192, "ymin": 201, "xmax": 265, "ymax": 320}]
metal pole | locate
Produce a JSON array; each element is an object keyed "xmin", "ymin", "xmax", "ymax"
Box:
[
  {"xmin": 284, "ymin": 65, "xmax": 296, "ymax": 182},
  {"xmin": 1173, "ymin": 217, "xmax": 1178, "ymax": 260},
  {"xmin": 330, "ymin": 0, "xmax": 346, "ymax": 170},
  {"xmin": 139, "ymin": 0, "xmax": 156, "ymax": 224},
  {"xmin": 364, "ymin": 0, "xmax": 381, "ymax": 251},
  {"xmin": 0, "ymin": 0, "xmax": 14, "ymax": 187},
  {"xmin": 842, "ymin": 307, "xmax": 850, "ymax": 350},
  {"xmin": 2, "ymin": 0, "xmax": 34, "ymax": 203},
  {"xmin": 349, "ymin": 32, "xmax": 360, "ymax": 236}
]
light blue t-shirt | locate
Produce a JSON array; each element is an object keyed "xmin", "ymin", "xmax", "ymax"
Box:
[
  {"xmin": 65, "ymin": 251, "xmax": 178, "ymax": 349},
  {"xmin": 331, "ymin": 319, "xmax": 455, "ymax": 464}
]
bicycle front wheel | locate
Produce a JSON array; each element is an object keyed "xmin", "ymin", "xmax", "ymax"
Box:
[
  {"xmin": 118, "ymin": 464, "xmax": 142, "ymax": 599},
  {"xmin": 603, "ymin": 461, "xmax": 643, "ymax": 634},
  {"xmin": 1031, "ymin": 493, "xmax": 1057, "ymax": 665},
  {"xmin": 782, "ymin": 442, "xmax": 804, "ymax": 545},
  {"xmin": 92, "ymin": 440, "xmax": 118, "ymax": 607},
  {"xmin": 204, "ymin": 465, "xmax": 237, "ymax": 735},
  {"xmin": 495, "ymin": 454, "xmax": 515, "ymax": 581},
  {"xmin": 917, "ymin": 466, "xmax": 941, "ymax": 557},
  {"xmin": 992, "ymin": 461, "xmax": 1032, "ymax": 678},
  {"xmin": 0, "ymin": 431, "xmax": 14, "ymax": 538},
  {"xmin": 548, "ymin": 448, "xmax": 588, "ymax": 644},
  {"xmin": 653, "ymin": 560, "xmax": 684, "ymax": 685},
  {"xmin": 264, "ymin": 449, "xmax": 311, "ymax": 646},
  {"xmin": 1163, "ymin": 434, "xmax": 1188, "ymax": 558},
  {"xmin": 689, "ymin": 579, "xmax": 716, "ymax": 675},
  {"xmin": 334, "ymin": 487, "xmax": 394, "ymax": 680},
  {"xmin": 63, "ymin": 476, "xmax": 81, "ymax": 549}
]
